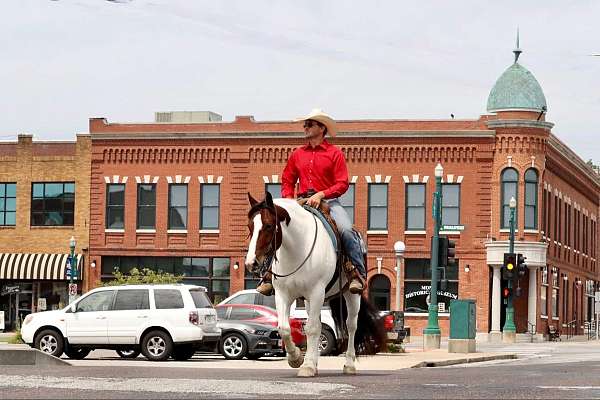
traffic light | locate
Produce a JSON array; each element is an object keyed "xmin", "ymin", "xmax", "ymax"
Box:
[
  {"xmin": 517, "ymin": 253, "xmax": 527, "ymax": 278},
  {"xmin": 502, "ymin": 252, "xmax": 516, "ymax": 280},
  {"xmin": 438, "ymin": 237, "xmax": 457, "ymax": 269},
  {"xmin": 502, "ymin": 287, "xmax": 512, "ymax": 298}
]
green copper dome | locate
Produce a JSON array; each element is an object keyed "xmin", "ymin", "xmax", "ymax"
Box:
[{"xmin": 486, "ymin": 38, "xmax": 547, "ymax": 113}]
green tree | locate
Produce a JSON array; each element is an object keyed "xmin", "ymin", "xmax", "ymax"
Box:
[{"xmin": 103, "ymin": 267, "xmax": 184, "ymax": 286}]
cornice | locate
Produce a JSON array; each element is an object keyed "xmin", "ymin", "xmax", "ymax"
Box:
[
  {"xmin": 547, "ymin": 134, "xmax": 600, "ymax": 187},
  {"xmin": 486, "ymin": 119, "xmax": 554, "ymax": 130},
  {"xmin": 90, "ymin": 130, "xmax": 495, "ymax": 141}
]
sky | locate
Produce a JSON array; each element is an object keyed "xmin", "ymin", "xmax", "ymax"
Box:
[{"xmin": 1, "ymin": 0, "xmax": 599, "ymax": 163}]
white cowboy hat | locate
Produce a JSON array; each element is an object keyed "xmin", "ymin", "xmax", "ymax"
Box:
[{"xmin": 294, "ymin": 108, "xmax": 338, "ymax": 137}]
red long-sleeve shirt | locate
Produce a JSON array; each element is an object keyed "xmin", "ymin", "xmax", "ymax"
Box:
[{"xmin": 281, "ymin": 140, "xmax": 349, "ymax": 199}]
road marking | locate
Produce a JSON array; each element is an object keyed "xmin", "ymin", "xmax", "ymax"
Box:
[
  {"xmin": 423, "ymin": 384, "xmax": 460, "ymax": 387},
  {"xmin": 0, "ymin": 375, "xmax": 354, "ymax": 396},
  {"xmin": 538, "ymin": 386, "xmax": 600, "ymax": 391}
]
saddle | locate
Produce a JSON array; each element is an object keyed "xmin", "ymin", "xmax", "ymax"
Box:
[{"xmin": 296, "ymin": 195, "xmax": 366, "ymax": 293}]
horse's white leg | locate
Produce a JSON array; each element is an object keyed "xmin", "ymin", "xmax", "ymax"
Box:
[
  {"xmin": 298, "ymin": 289, "xmax": 324, "ymax": 378},
  {"xmin": 342, "ymin": 292, "xmax": 360, "ymax": 375},
  {"xmin": 275, "ymin": 292, "xmax": 303, "ymax": 369}
]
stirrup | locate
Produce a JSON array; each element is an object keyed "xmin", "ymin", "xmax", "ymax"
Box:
[
  {"xmin": 256, "ymin": 282, "xmax": 274, "ymax": 296},
  {"xmin": 349, "ymin": 278, "xmax": 364, "ymax": 294}
]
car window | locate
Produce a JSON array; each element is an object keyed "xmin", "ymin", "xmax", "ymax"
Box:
[
  {"xmin": 259, "ymin": 293, "xmax": 276, "ymax": 308},
  {"xmin": 76, "ymin": 291, "xmax": 114, "ymax": 312},
  {"xmin": 154, "ymin": 289, "xmax": 184, "ymax": 309},
  {"xmin": 216, "ymin": 307, "xmax": 228, "ymax": 320},
  {"xmin": 227, "ymin": 293, "xmax": 257, "ymax": 305},
  {"xmin": 113, "ymin": 289, "xmax": 149, "ymax": 311},
  {"xmin": 229, "ymin": 307, "xmax": 257, "ymax": 320},
  {"xmin": 190, "ymin": 289, "xmax": 212, "ymax": 308}
]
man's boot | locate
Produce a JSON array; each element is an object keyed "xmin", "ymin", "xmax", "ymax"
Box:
[
  {"xmin": 349, "ymin": 269, "xmax": 365, "ymax": 294},
  {"xmin": 256, "ymin": 272, "xmax": 274, "ymax": 296}
]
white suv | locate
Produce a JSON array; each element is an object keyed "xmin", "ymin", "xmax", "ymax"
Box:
[
  {"xmin": 21, "ymin": 284, "xmax": 220, "ymax": 361},
  {"xmin": 219, "ymin": 289, "xmax": 339, "ymax": 356}
]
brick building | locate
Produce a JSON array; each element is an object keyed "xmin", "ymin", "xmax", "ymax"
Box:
[
  {"xmin": 0, "ymin": 134, "xmax": 91, "ymax": 330},
  {"xmin": 86, "ymin": 47, "xmax": 599, "ymax": 339}
]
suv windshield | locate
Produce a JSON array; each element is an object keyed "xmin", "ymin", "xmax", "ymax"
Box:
[{"xmin": 190, "ymin": 289, "xmax": 213, "ymax": 308}]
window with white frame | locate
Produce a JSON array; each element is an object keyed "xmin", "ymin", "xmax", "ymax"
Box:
[
  {"xmin": 106, "ymin": 183, "xmax": 125, "ymax": 229},
  {"xmin": 524, "ymin": 169, "xmax": 538, "ymax": 229},
  {"xmin": 168, "ymin": 184, "xmax": 188, "ymax": 229},
  {"xmin": 540, "ymin": 266, "xmax": 548, "ymax": 316},
  {"xmin": 441, "ymin": 184, "xmax": 460, "ymax": 227},
  {"xmin": 368, "ymin": 183, "xmax": 387, "ymax": 230},
  {"xmin": 137, "ymin": 184, "xmax": 156, "ymax": 229},
  {"xmin": 406, "ymin": 183, "xmax": 425, "ymax": 230},
  {"xmin": 339, "ymin": 183, "xmax": 355, "ymax": 224},
  {"xmin": 200, "ymin": 184, "xmax": 219, "ymax": 229},
  {"xmin": 552, "ymin": 267, "xmax": 559, "ymax": 318},
  {"xmin": 501, "ymin": 168, "xmax": 518, "ymax": 229}
]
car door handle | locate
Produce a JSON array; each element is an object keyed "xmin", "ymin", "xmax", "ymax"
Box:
[{"xmin": 96, "ymin": 316, "xmax": 107, "ymax": 320}]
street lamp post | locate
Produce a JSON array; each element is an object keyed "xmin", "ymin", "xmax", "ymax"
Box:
[
  {"xmin": 394, "ymin": 241, "xmax": 406, "ymax": 311},
  {"xmin": 424, "ymin": 163, "xmax": 443, "ymax": 350},
  {"xmin": 68, "ymin": 236, "xmax": 77, "ymax": 305},
  {"xmin": 502, "ymin": 197, "xmax": 517, "ymax": 343}
]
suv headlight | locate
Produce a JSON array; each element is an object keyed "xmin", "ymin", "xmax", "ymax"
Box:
[
  {"xmin": 23, "ymin": 315, "xmax": 34, "ymax": 326},
  {"xmin": 243, "ymin": 328, "xmax": 268, "ymax": 335}
]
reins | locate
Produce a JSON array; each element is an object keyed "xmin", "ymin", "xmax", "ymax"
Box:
[{"xmin": 271, "ymin": 213, "xmax": 318, "ymax": 279}]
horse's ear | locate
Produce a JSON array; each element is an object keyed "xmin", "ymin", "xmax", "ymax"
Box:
[
  {"xmin": 265, "ymin": 191, "xmax": 274, "ymax": 208},
  {"xmin": 277, "ymin": 206, "xmax": 291, "ymax": 226},
  {"xmin": 248, "ymin": 192, "xmax": 259, "ymax": 207}
]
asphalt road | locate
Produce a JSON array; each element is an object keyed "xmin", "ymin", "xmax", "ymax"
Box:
[{"xmin": 1, "ymin": 343, "xmax": 600, "ymax": 399}]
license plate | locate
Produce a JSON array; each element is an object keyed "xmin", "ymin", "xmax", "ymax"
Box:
[
  {"xmin": 205, "ymin": 315, "xmax": 216, "ymax": 323},
  {"xmin": 277, "ymin": 339, "xmax": 282, "ymax": 347}
]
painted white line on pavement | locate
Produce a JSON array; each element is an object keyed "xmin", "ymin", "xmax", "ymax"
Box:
[
  {"xmin": 423, "ymin": 384, "xmax": 460, "ymax": 387},
  {"xmin": 538, "ymin": 386, "xmax": 600, "ymax": 391},
  {"xmin": 0, "ymin": 375, "xmax": 354, "ymax": 396}
]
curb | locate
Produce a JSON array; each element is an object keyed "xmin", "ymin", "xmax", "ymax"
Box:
[{"xmin": 411, "ymin": 353, "xmax": 518, "ymax": 368}]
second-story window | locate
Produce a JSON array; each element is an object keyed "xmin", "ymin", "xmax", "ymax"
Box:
[
  {"xmin": 32, "ymin": 182, "xmax": 75, "ymax": 226},
  {"xmin": 339, "ymin": 183, "xmax": 355, "ymax": 225},
  {"xmin": 525, "ymin": 168, "xmax": 537, "ymax": 229},
  {"xmin": 106, "ymin": 184, "xmax": 125, "ymax": 229},
  {"xmin": 406, "ymin": 183, "xmax": 425, "ymax": 230},
  {"xmin": 137, "ymin": 184, "xmax": 156, "ymax": 229},
  {"xmin": 265, "ymin": 183, "xmax": 281, "ymax": 199},
  {"xmin": 441, "ymin": 184, "xmax": 460, "ymax": 227},
  {"xmin": 501, "ymin": 168, "xmax": 518, "ymax": 229},
  {"xmin": 368, "ymin": 183, "xmax": 388, "ymax": 230},
  {"xmin": 0, "ymin": 183, "xmax": 16, "ymax": 226},
  {"xmin": 200, "ymin": 184, "xmax": 220, "ymax": 230},
  {"xmin": 169, "ymin": 184, "xmax": 188, "ymax": 230}
]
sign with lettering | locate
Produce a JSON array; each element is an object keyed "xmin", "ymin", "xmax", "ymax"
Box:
[
  {"xmin": 441, "ymin": 225, "xmax": 465, "ymax": 231},
  {"xmin": 1, "ymin": 285, "xmax": 20, "ymax": 296},
  {"xmin": 68, "ymin": 283, "xmax": 78, "ymax": 297},
  {"xmin": 37, "ymin": 298, "xmax": 47, "ymax": 311}
]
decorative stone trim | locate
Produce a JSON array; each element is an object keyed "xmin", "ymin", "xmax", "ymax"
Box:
[
  {"xmin": 104, "ymin": 176, "xmax": 128, "ymax": 184},
  {"xmin": 402, "ymin": 175, "xmax": 428, "ymax": 183},
  {"xmin": 350, "ymin": 176, "xmax": 358, "ymax": 183},
  {"xmin": 262, "ymin": 175, "xmax": 279, "ymax": 184},
  {"xmin": 166, "ymin": 175, "xmax": 191, "ymax": 184},
  {"xmin": 135, "ymin": 176, "xmax": 160, "ymax": 184},
  {"xmin": 198, "ymin": 175, "xmax": 223, "ymax": 184},
  {"xmin": 365, "ymin": 175, "xmax": 392, "ymax": 183}
]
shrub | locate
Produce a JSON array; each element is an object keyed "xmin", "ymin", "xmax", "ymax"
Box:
[{"xmin": 103, "ymin": 267, "xmax": 184, "ymax": 286}]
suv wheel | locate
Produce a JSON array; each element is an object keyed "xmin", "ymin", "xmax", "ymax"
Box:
[
  {"xmin": 220, "ymin": 333, "xmax": 247, "ymax": 360},
  {"xmin": 64, "ymin": 347, "xmax": 91, "ymax": 360},
  {"xmin": 318, "ymin": 329, "xmax": 335, "ymax": 356},
  {"xmin": 141, "ymin": 330, "xmax": 173, "ymax": 361},
  {"xmin": 34, "ymin": 329, "xmax": 64, "ymax": 358},
  {"xmin": 116, "ymin": 349, "xmax": 141, "ymax": 359}
]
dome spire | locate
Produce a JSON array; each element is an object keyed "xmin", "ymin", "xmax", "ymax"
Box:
[{"xmin": 513, "ymin": 28, "xmax": 522, "ymax": 63}]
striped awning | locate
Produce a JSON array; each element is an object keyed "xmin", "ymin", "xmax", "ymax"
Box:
[{"xmin": 0, "ymin": 253, "xmax": 83, "ymax": 281}]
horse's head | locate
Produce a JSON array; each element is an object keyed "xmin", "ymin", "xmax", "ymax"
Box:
[{"xmin": 244, "ymin": 191, "xmax": 290, "ymax": 275}]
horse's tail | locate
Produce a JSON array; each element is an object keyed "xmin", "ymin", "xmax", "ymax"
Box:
[{"xmin": 328, "ymin": 295, "xmax": 387, "ymax": 356}]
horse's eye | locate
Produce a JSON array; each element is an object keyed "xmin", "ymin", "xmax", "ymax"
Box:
[{"xmin": 264, "ymin": 224, "xmax": 274, "ymax": 230}]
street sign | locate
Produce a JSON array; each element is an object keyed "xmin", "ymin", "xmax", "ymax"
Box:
[
  {"xmin": 68, "ymin": 283, "xmax": 78, "ymax": 297},
  {"xmin": 441, "ymin": 225, "xmax": 465, "ymax": 231},
  {"xmin": 37, "ymin": 298, "xmax": 47, "ymax": 311},
  {"xmin": 0, "ymin": 311, "xmax": 4, "ymax": 330},
  {"xmin": 595, "ymin": 291, "xmax": 600, "ymax": 302},
  {"xmin": 1, "ymin": 285, "xmax": 20, "ymax": 296}
]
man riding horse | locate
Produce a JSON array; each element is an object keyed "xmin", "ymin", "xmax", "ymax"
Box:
[{"xmin": 256, "ymin": 109, "xmax": 367, "ymax": 296}]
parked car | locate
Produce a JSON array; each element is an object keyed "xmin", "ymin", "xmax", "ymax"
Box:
[
  {"xmin": 219, "ymin": 289, "xmax": 339, "ymax": 356},
  {"xmin": 215, "ymin": 303, "xmax": 305, "ymax": 346},
  {"xmin": 379, "ymin": 310, "xmax": 408, "ymax": 344},
  {"xmin": 21, "ymin": 284, "xmax": 221, "ymax": 361},
  {"xmin": 217, "ymin": 320, "xmax": 285, "ymax": 360}
]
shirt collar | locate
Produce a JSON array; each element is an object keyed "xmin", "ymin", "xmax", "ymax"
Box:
[{"xmin": 303, "ymin": 139, "xmax": 330, "ymax": 151}]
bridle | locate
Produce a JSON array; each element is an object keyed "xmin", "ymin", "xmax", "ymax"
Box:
[{"xmin": 249, "ymin": 202, "xmax": 318, "ymax": 280}]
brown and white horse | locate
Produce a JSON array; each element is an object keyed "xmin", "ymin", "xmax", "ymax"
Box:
[{"xmin": 245, "ymin": 192, "xmax": 385, "ymax": 377}]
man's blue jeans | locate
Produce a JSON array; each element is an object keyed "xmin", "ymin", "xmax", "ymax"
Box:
[{"xmin": 327, "ymin": 199, "xmax": 367, "ymax": 279}]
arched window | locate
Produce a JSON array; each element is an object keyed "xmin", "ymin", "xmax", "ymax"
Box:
[
  {"xmin": 524, "ymin": 169, "xmax": 538, "ymax": 229},
  {"xmin": 368, "ymin": 274, "xmax": 391, "ymax": 311},
  {"xmin": 501, "ymin": 168, "xmax": 519, "ymax": 229}
]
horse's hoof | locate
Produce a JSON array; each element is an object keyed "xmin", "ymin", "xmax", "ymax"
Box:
[
  {"xmin": 287, "ymin": 353, "xmax": 304, "ymax": 369},
  {"xmin": 297, "ymin": 366, "xmax": 317, "ymax": 377},
  {"xmin": 343, "ymin": 365, "xmax": 357, "ymax": 375}
]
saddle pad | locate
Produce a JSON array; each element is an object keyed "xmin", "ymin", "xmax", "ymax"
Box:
[{"xmin": 301, "ymin": 205, "xmax": 339, "ymax": 251}]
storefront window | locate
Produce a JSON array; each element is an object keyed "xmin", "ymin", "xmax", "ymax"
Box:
[{"xmin": 403, "ymin": 258, "xmax": 459, "ymax": 313}]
